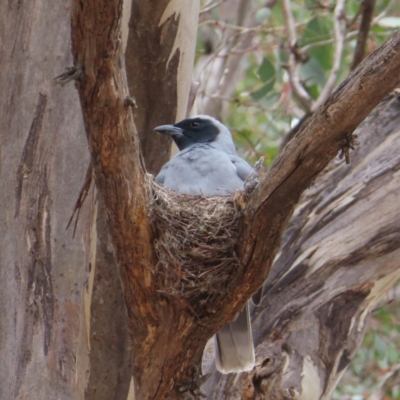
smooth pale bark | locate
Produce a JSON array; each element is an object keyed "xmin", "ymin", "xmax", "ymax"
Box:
[
  {"xmin": 125, "ymin": 0, "xmax": 200, "ymax": 174},
  {"xmin": 0, "ymin": 2, "xmax": 134, "ymax": 400},
  {"xmin": 203, "ymin": 93, "xmax": 400, "ymax": 400},
  {"xmin": 236, "ymin": 30, "xmax": 400, "ymax": 303},
  {"xmin": 85, "ymin": 2, "xmax": 201, "ymax": 398},
  {"xmin": 195, "ymin": 0, "xmax": 259, "ymax": 119},
  {"xmin": 70, "ymin": 0, "xmax": 400, "ymax": 393},
  {"xmin": 0, "ymin": 2, "xmax": 91, "ymax": 399},
  {"xmin": 3, "ymin": 0, "xmax": 400, "ymax": 399},
  {"xmin": 84, "ymin": 199, "xmax": 133, "ymax": 400}
]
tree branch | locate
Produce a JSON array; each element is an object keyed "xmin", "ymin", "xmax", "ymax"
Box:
[
  {"xmin": 125, "ymin": 1, "xmax": 199, "ymax": 174},
  {"xmin": 282, "ymin": 0, "xmax": 313, "ymax": 111},
  {"xmin": 312, "ymin": 0, "xmax": 346, "ymax": 111},
  {"xmin": 234, "ymin": 29, "xmax": 400, "ymax": 311},
  {"xmin": 69, "ymin": 1, "xmax": 167, "ymax": 398},
  {"xmin": 196, "ymin": 0, "xmax": 259, "ymax": 119},
  {"xmin": 200, "ymin": 0, "xmax": 226, "ymax": 15},
  {"xmin": 300, "ymin": 30, "xmax": 358, "ymax": 53},
  {"xmin": 69, "ymin": 0, "xmax": 400, "ymax": 394},
  {"xmin": 204, "ymin": 91, "xmax": 400, "ymax": 400},
  {"xmin": 351, "ymin": 0, "xmax": 376, "ymax": 71},
  {"xmin": 70, "ymin": 0, "xmax": 152, "ymax": 265}
]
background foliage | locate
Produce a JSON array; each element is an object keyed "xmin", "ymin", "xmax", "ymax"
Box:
[
  {"xmin": 195, "ymin": 0, "xmax": 400, "ymax": 398},
  {"xmin": 196, "ymin": 0, "xmax": 400, "ymax": 164}
]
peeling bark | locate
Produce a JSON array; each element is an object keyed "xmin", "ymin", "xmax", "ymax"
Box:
[
  {"xmin": 15, "ymin": 93, "xmax": 47, "ymax": 218},
  {"xmin": 84, "ymin": 199, "xmax": 133, "ymax": 399},
  {"xmin": 236, "ymin": 31, "xmax": 400, "ymax": 306},
  {"xmin": 125, "ymin": 0, "xmax": 200, "ymax": 174},
  {"xmin": 70, "ymin": 0, "xmax": 400, "ymax": 394},
  {"xmin": 3, "ymin": 0, "xmax": 400, "ymax": 398},
  {"xmin": 0, "ymin": 2, "xmax": 92, "ymax": 399},
  {"xmin": 203, "ymin": 94, "xmax": 400, "ymax": 399},
  {"xmin": 70, "ymin": 1, "xmax": 211, "ymax": 398},
  {"xmin": 196, "ymin": 0, "xmax": 259, "ymax": 119}
]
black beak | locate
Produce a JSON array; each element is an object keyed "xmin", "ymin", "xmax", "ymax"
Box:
[{"xmin": 154, "ymin": 124, "xmax": 184, "ymax": 137}]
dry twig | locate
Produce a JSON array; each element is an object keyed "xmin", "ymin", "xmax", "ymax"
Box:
[
  {"xmin": 351, "ymin": 0, "xmax": 376, "ymax": 70},
  {"xmin": 282, "ymin": 0, "xmax": 313, "ymax": 111},
  {"xmin": 313, "ymin": 0, "xmax": 347, "ymax": 111}
]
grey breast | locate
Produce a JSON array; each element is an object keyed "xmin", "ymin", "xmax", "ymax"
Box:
[{"xmin": 161, "ymin": 145, "xmax": 246, "ymax": 196}]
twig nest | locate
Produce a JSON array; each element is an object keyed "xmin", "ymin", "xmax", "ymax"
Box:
[{"xmin": 151, "ymin": 181, "xmax": 242, "ymax": 306}]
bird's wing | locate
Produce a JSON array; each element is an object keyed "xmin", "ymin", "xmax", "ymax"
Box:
[
  {"xmin": 155, "ymin": 162, "xmax": 169, "ymax": 184},
  {"xmin": 229, "ymin": 155, "xmax": 253, "ymax": 182},
  {"xmin": 159, "ymin": 146, "xmax": 246, "ymax": 196},
  {"xmin": 214, "ymin": 301, "xmax": 255, "ymax": 374}
]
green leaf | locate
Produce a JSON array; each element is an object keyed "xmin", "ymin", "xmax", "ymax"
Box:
[
  {"xmin": 373, "ymin": 333, "xmax": 387, "ymax": 359},
  {"xmin": 303, "ymin": 16, "xmax": 332, "ymax": 39},
  {"xmin": 388, "ymin": 346, "xmax": 399, "ymax": 363},
  {"xmin": 255, "ymin": 7, "xmax": 271, "ymax": 23},
  {"xmin": 307, "ymin": 84, "xmax": 319, "ymax": 100},
  {"xmin": 258, "ymin": 58, "xmax": 276, "ymax": 83},
  {"xmin": 250, "ymin": 81, "xmax": 275, "ymax": 100},
  {"xmin": 378, "ymin": 17, "xmax": 400, "ymax": 28},
  {"xmin": 299, "ymin": 56, "xmax": 326, "ymax": 88},
  {"xmin": 300, "ymin": 17, "xmax": 334, "ymax": 70}
]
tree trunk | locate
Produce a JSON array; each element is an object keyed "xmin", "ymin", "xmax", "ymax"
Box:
[
  {"xmin": 125, "ymin": 0, "xmax": 200, "ymax": 174},
  {"xmin": 2, "ymin": 0, "xmax": 400, "ymax": 399},
  {"xmin": 195, "ymin": 0, "xmax": 260, "ymax": 119},
  {"xmin": 0, "ymin": 1, "xmax": 91, "ymax": 399},
  {"xmin": 0, "ymin": 2, "xmax": 134, "ymax": 400},
  {"xmin": 203, "ymin": 94, "xmax": 400, "ymax": 399},
  {"xmin": 70, "ymin": 0, "xmax": 400, "ymax": 393}
]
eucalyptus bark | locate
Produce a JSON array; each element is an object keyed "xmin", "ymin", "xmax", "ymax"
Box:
[
  {"xmin": 2, "ymin": 0, "xmax": 400, "ymax": 399},
  {"xmin": 0, "ymin": 2, "xmax": 133, "ymax": 400},
  {"xmin": 0, "ymin": 2, "xmax": 91, "ymax": 399},
  {"xmin": 70, "ymin": 0, "xmax": 208, "ymax": 398},
  {"xmin": 195, "ymin": 0, "xmax": 259, "ymax": 119},
  {"xmin": 125, "ymin": 0, "xmax": 200, "ymax": 174},
  {"xmin": 203, "ymin": 94, "xmax": 400, "ymax": 399},
  {"xmin": 87, "ymin": 1, "xmax": 201, "ymax": 397},
  {"xmin": 69, "ymin": 0, "xmax": 400, "ymax": 394}
]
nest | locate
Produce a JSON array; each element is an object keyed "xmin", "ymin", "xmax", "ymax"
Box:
[{"xmin": 151, "ymin": 181, "xmax": 242, "ymax": 303}]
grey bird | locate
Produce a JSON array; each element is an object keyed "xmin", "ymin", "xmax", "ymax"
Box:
[{"xmin": 154, "ymin": 115, "xmax": 255, "ymax": 374}]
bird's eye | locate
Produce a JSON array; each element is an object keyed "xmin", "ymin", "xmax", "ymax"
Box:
[{"xmin": 191, "ymin": 121, "xmax": 200, "ymax": 128}]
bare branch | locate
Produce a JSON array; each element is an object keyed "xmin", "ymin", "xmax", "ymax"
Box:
[
  {"xmin": 300, "ymin": 30, "xmax": 358, "ymax": 54},
  {"xmin": 312, "ymin": 0, "xmax": 347, "ymax": 111},
  {"xmin": 199, "ymin": 19, "xmax": 302, "ymax": 34},
  {"xmin": 199, "ymin": 20, "xmax": 262, "ymax": 32},
  {"xmin": 367, "ymin": 362, "xmax": 400, "ymax": 400},
  {"xmin": 282, "ymin": 0, "xmax": 313, "ymax": 111},
  {"xmin": 235, "ymin": 29, "xmax": 400, "ymax": 308},
  {"xmin": 372, "ymin": 0, "xmax": 397, "ymax": 24},
  {"xmin": 205, "ymin": 91, "xmax": 400, "ymax": 400},
  {"xmin": 351, "ymin": 0, "xmax": 376, "ymax": 70},
  {"xmin": 69, "ymin": 0, "xmax": 400, "ymax": 395},
  {"xmin": 199, "ymin": 0, "xmax": 225, "ymax": 15},
  {"xmin": 196, "ymin": 0, "xmax": 260, "ymax": 118}
]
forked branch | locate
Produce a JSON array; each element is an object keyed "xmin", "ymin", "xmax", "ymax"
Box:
[{"xmin": 68, "ymin": 0, "xmax": 400, "ymax": 395}]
